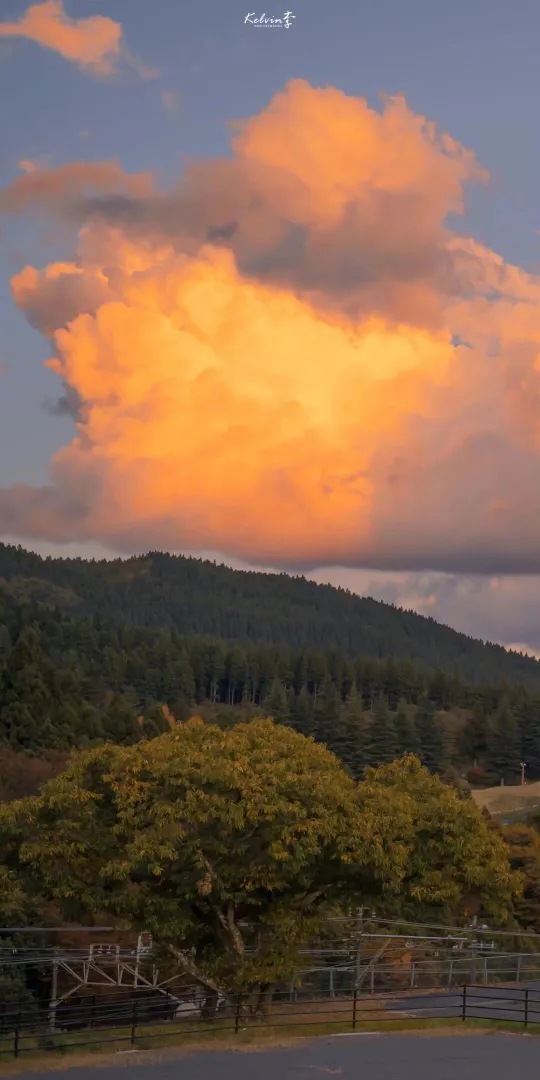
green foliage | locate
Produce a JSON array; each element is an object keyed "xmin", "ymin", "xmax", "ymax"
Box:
[
  {"xmin": 501, "ymin": 824, "xmax": 540, "ymax": 933},
  {"xmin": 367, "ymin": 696, "xmax": 397, "ymax": 766},
  {"xmin": 416, "ymin": 698, "xmax": 446, "ymax": 774},
  {"xmin": 394, "ymin": 700, "xmax": 420, "ymax": 757},
  {"xmin": 0, "ymin": 546, "xmax": 536, "ymax": 786},
  {"xmin": 1, "ymin": 542, "xmax": 540, "ymax": 687},
  {"xmin": 0, "ymin": 627, "xmax": 100, "ymax": 751},
  {"xmin": 0, "ymin": 728, "xmax": 519, "ymax": 994},
  {"xmin": 488, "ymin": 702, "xmax": 521, "ymax": 785},
  {"xmin": 262, "ymin": 679, "xmax": 290, "ymax": 726},
  {"xmin": 361, "ymin": 757, "xmax": 519, "ymax": 919},
  {"xmin": 1, "ymin": 720, "xmax": 396, "ymax": 991}
]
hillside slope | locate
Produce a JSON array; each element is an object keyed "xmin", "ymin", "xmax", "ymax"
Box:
[{"xmin": 0, "ymin": 544, "xmax": 539, "ymax": 687}]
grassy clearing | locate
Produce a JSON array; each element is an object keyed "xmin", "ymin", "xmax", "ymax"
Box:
[{"xmin": 471, "ymin": 781, "xmax": 540, "ymax": 816}]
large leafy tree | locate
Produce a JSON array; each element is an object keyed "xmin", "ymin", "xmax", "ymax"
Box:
[
  {"xmin": 0, "ymin": 724, "xmax": 519, "ymax": 997},
  {"xmin": 2, "ymin": 720, "xmax": 404, "ymax": 995}
]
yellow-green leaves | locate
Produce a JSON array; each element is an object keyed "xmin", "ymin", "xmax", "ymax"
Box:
[{"xmin": 0, "ymin": 731, "xmax": 519, "ymax": 991}]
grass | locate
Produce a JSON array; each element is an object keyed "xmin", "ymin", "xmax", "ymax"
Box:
[
  {"xmin": 471, "ymin": 781, "xmax": 540, "ymax": 817},
  {"xmin": 0, "ymin": 997, "xmax": 539, "ymax": 1075}
]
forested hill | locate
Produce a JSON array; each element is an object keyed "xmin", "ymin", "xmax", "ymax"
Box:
[{"xmin": 0, "ymin": 543, "xmax": 539, "ymax": 688}]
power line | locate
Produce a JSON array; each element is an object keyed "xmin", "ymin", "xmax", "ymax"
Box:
[
  {"xmin": 0, "ymin": 927, "xmax": 114, "ymax": 933},
  {"xmin": 326, "ymin": 915, "xmax": 540, "ymax": 939}
]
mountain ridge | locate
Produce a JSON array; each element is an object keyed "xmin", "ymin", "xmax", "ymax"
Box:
[{"xmin": 0, "ymin": 542, "xmax": 538, "ymax": 687}]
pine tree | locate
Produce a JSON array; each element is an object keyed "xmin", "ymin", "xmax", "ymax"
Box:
[
  {"xmin": 100, "ymin": 693, "xmax": 141, "ymax": 745},
  {"xmin": 289, "ymin": 685, "xmax": 315, "ymax": 738},
  {"xmin": 367, "ymin": 696, "xmax": 397, "ymax": 766},
  {"xmin": 416, "ymin": 698, "xmax": 446, "ymax": 774},
  {"xmin": 394, "ymin": 699, "xmax": 420, "ymax": 757},
  {"xmin": 458, "ymin": 705, "xmax": 489, "ymax": 767},
  {"xmin": 488, "ymin": 702, "xmax": 521, "ymax": 784},
  {"xmin": 143, "ymin": 703, "xmax": 173, "ymax": 738},
  {"xmin": 0, "ymin": 627, "xmax": 99, "ymax": 750},
  {"xmin": 342, "ymin": 687, "xmax": 369, "ymax": 779},
  {"xmin": 516, "ymin": 695, "xmax": 540, "ymax": 782},
  {"xmin": 263, "ymin": 678, "xmax": 291, "ymax": 726},
  {"xmin": 313, "ymin": 677, "xmax": 342, "ymax": 748}
]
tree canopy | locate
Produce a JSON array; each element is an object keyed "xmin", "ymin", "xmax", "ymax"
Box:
[{"xmin": 0, "ymin": 721, "xmax": 520, "ymax": 994}]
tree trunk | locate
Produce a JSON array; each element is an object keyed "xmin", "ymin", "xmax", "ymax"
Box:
[
  {"xmin": 201, "ymin": 989, "xmax": 220, "ymax": 1020},
  {"xmin": 254, "ymin": 983, "xmax": 274, "ymax": 1022}
]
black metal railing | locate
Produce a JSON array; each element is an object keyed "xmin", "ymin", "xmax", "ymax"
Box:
[{"xmin": 0, "ymin": 983, "xmax": 539, "ymax": 1059}]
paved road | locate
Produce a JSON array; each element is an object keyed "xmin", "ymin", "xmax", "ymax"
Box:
[
  {"xmin": 389, "ymin": 982, "xmax": 540, "ymax": 1023},
  {"xmin": 5, "ymin": 1035, "xmax": 540, "ymax": 1080}
]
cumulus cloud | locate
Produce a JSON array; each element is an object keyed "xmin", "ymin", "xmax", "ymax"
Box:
[
  {"xmin": 2, "ymin": 79, "xmax": 540, "ymax": 573},
  {"xmin": 59, "ymin": 84, "xmax": 488, "ymax": 330},
  {"xmin": 0, "ymin": 160, "xmax": 152, "ymax": 217},
  {"xmin": 0, "ymin": 0, "xmax": 155, "ymax": 79}
]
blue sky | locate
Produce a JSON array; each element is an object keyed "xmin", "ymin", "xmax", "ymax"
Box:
[{"xmin": 2, "ymin": 0, "xmax": 540, "ymax": 651}]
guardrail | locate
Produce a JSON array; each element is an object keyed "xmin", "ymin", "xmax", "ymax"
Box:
[{"xmin": 0, "ymin": 984, "xmax": 539, "ymax": 1060}]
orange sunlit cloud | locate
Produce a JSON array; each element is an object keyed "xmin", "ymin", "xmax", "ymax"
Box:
[
  {"xmin": 2, "ymin": 79, "xmax": 540, "ymax": 572},
  {"xmin": 0, "ymin": 0, "xmax": 156, "ymax": 78}
]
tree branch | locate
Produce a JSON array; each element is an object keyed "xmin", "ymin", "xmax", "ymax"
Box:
[
  {"xmin": 300, "ymin": 888, "xmax": 327, "ymax": 909},
  {"xmin": 217, "ymin": 900, "xmax": 245, "ymax": 955},
  {"xmin": 168, "ymin": 945, "xmax": 223, "ymax": 994}
]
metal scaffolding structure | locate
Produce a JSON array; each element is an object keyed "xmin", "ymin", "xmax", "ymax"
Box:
[
  {"xmin": 43, "ymin": 934, "xmax": 203, "ymax": 1028},
  {"xmin": 0, "ymin": 914, "xmax": 537, "ymax": 1029}
]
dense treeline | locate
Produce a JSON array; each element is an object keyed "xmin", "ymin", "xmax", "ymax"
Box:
[
  {"xmin": 1, "ymin": 543, "xmax": 540, "ymax": 688},
  {"xmin": 0, "ymin": 581, "xmax": 539, "ymax": 789}
]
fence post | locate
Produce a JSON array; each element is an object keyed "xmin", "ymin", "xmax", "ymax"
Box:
[
  {"xmin": 352, "ymin": 988, "xmax": 358, "ymax": 1030},
  {"xmin": 90, "ymin": 995, "xmax": 96, "ymax": 1030},
  {"xmin": 462, "ymin": 985, "xmax": 467, "ymax": 1023},
  {"xmin": 234, "ymin": 996, "xmax": 241, "ymax": 1034},
  {"xmin": 447, "ymin": 960, "xmax": 453, "ymax": 989},
  {"xmin": 516, "ymin": 955, "xmax": 522, "ymax": 984},
  {"xmin": 13, "ymin": 1014, "xmax": 21, "ymax": 1058},
  {"xmin": 130, "ymin": 1000, "xmax": 138, "ymax": 1048},
  {"xmin": 410, "ymin": 962, "xmax": 416, "ymax": 989},
  {"xmin": 525, "ymin": 988, "xmax": 529, "ymax": 1029}
]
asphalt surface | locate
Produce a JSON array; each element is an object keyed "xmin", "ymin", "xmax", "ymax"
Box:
[
  {"xmin": 389, "ymin": 981, "xmax": 540, "ymax": 1022},
  {"xmin": 5, "ymin": 1035, "xmax": 540, "ymax": 1080}
]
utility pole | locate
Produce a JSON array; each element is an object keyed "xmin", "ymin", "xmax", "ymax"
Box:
[{"xmin": 49, "ymin": 950, "xmax": 58, "ymax": 1034}]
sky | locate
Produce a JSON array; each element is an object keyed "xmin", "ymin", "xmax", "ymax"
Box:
[{"xmin": 2, "ymin": 0, "xmax": 540, "ymax": 654}]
